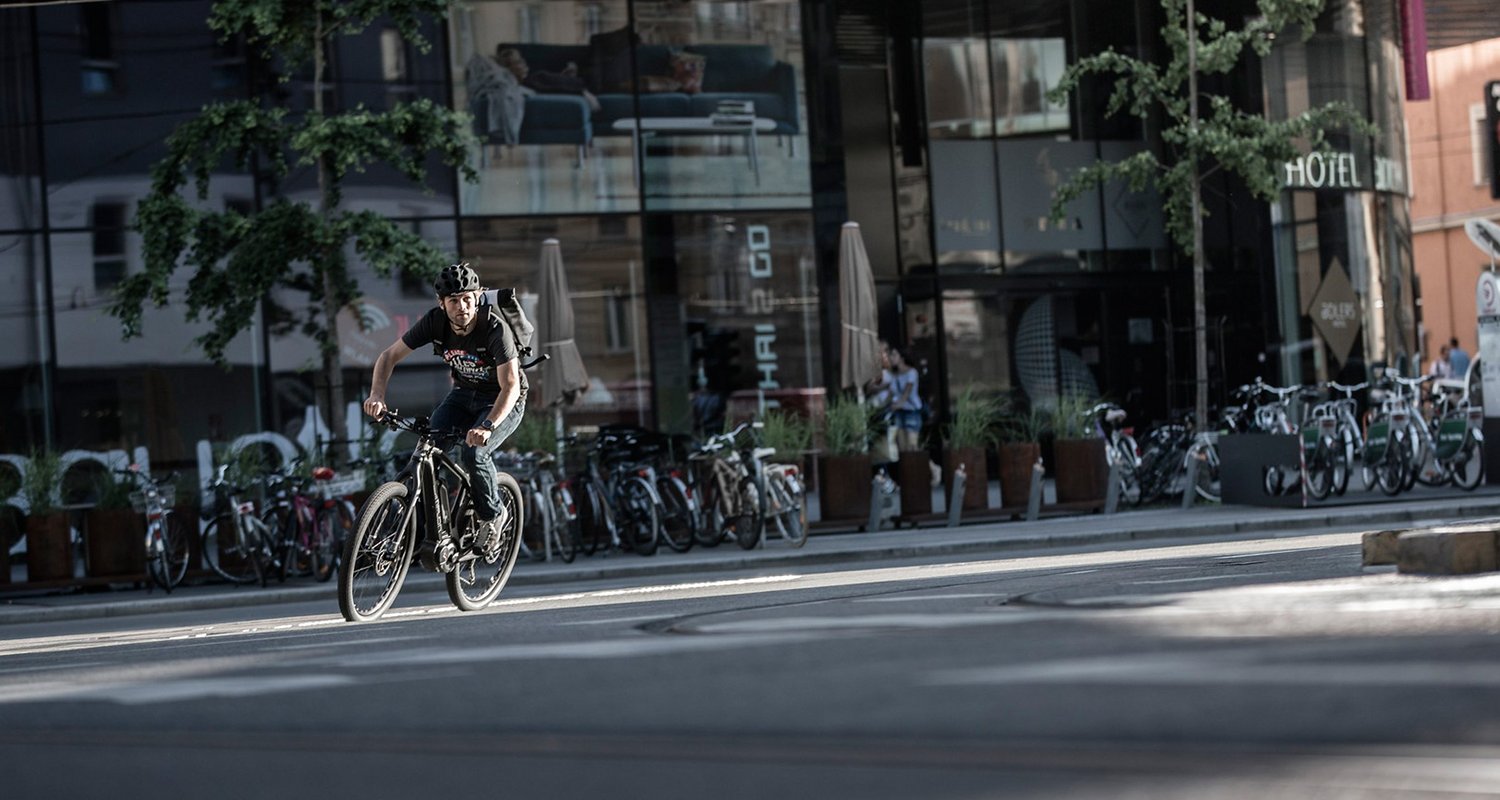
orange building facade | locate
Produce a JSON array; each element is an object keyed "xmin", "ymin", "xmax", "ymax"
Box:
[{"xmin": 1407, "ymin": 38, "xmax": 1500, "ymax": 363}]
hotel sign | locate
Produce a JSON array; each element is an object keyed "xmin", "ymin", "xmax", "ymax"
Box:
[{"xmin": 1281, "ymin": 151, "xmax": 1407, "ymax": 195}]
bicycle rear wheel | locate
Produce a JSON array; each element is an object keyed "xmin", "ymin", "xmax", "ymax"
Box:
[
  {"xmin": 656, "ymin": 474, "xmax": 697, "ymax": 553},
  {"xmin": 1191, "ymin": 443, "xmax": 1220, "ymax": 503},
  {"xmin": 617, "ymin": 476, "xmax": 660, "ymax": 556},
  {"xmin": 1452, "ymin": 434, "xmax": 1486, "ymax": 490},
  {"xmin": 311, "ymin": 504, "xmax": 351, "ymax": 583},
  {"xmin": 147, "ymin": 515, "xmax": 191, "ymax": 592},
  {"xmin": 339, "ymin": 480, "xmax": 417, "ymax": 623},
  {"xmin": 447, "ymin": 473, "xmax": 523, "ymax": 611},
  {"xmin": 733, "ymin": 475, "xmax": 766, "ymax": 550},
  {"xmin": 201, "ymin": 514, "xmax": 260, "ymax": 584}
]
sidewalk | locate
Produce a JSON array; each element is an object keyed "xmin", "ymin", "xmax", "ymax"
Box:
[{"xmin": 4, "ymin": 489, "xmax": 1499, "ymax": 625}]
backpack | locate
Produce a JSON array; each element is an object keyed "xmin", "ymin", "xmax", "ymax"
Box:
[
  {"xmin": 432, "ymin": 288, "xmax": 535, "ymax": 361},
  {"xmin": 487, "ymin": 287, "xmax": 535, "ymax": 359}
]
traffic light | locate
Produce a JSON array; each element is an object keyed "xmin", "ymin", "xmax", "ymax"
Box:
[{"xmin": 1488, "ymin": 81, "xmax": 1500, "ymax": 200}]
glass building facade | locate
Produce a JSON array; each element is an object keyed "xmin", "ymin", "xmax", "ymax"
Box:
[{"xmin": 0, "ymin": 0, "xmax": 1417, "ymax": 476}]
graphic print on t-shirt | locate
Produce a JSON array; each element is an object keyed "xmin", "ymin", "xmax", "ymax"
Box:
[{"xmin": 443, "ymin": 348, "xmax": 494, "ymax": 385}]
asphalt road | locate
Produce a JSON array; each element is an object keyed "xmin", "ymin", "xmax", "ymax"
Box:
[{"xmin": 3, "ymin": 529, "xmax": 1499, "ymax": 799}]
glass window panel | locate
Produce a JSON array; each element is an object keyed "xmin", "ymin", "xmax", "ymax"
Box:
[
  {"xmin": 268, "ymin": 220, "xmax": 460, "ymax": 442},
  {"xmin": 674, "ymin": 211, "xmax": 821, "ymax": 432},
  {"xmin": 632, "ymin": 0, "xmax": 812, "ymax": 212},
  {"xmin": 453, "ymin": 1, "xmax": 810, "ymax": 216},
  {"xmin": 458, "ymin": 215, "xmax": 652, "ymax": 428},
  {"xmin": 50, "ymin": 230, "xmax": 262, "ymax": 460},
  {"xmin": 0, "ymin": 233, "xmax": 49, "ymax": 453}
]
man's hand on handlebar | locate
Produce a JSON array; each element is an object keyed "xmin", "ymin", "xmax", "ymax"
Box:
[{"xmin": 363, "ymin": 396, "xmax": 387, "ymax": 419}]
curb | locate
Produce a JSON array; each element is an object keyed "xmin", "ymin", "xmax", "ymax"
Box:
[{"xmin": 7, "ymin": 498, "xmax": 1500, "ymax": 625}]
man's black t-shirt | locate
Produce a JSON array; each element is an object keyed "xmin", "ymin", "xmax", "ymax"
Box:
[{"xmin": 401, "ymin": 306, "xmax": 525, "ymax": 393}]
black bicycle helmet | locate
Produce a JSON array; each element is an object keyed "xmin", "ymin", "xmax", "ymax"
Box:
[{"xmin": 435, "ymin": 262, "xmax": 480, "ymax": 296}]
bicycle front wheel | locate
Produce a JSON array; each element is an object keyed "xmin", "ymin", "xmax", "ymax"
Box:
[
  {"xmin": 769, "ymin": 472, "xmax": 807, "ymax": 548},
  {"xmin": 339, "ymin": 481, "xmax": 417, "ymax": 623},
  {"xmin": 201, "ymin": 514, "xmax": 259, "ymax": 584},
  {"xmin": 656, "ymin": 474, "xmax": 697, "ymax": 553},
  {"xmin": 447, "ymin": 473, "xmax": 523, "ymax": 612}
]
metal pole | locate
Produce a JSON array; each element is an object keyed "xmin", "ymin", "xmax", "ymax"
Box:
[
  {"xmin": 1026, "ymin": 459, "xmax": 1044, "ymax": 521},
  {"xmin": 946, "ymin": 463, "xmax": 965, "ymax": 527}
]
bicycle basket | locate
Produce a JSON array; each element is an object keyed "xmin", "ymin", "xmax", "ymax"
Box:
[{"xmin": 128, "ymin": 484, "xmax": 175, "ymax": 512}]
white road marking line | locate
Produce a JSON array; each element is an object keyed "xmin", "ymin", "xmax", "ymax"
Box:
[
  {"xmin": 264, "ymin": 635, "xmax": 424, "ymax": 652},
  {"xmin": 0, "ymin": 675, "xmax": 353, "ymax": 706}
]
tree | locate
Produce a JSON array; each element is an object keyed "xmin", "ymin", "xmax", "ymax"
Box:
[
  {"xmin": 1046, "ymin": 0, "xmax": 1374, "ymax": 428},
  {"xmin": 110, "ymin": 0, "xmax": 476, "ymax": 445}
]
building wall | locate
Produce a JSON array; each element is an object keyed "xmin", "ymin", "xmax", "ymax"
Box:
[{"xmin": 1408, "ymin": 37, "xmax": 1500, "ymax": 362}]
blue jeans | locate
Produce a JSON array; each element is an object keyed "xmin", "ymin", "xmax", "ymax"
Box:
[{"xmin": 429, "ymin": 386, "xmax": 526, "ymax": 521}]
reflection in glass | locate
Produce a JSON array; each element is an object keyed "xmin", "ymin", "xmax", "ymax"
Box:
[
  {"xmin": 459, "ymin": 216, "xmax": 651, "ymax": 428},
  {"xmin": 50, "ymin": 233, "xmax": 261, "ymax": 459},
  {"xmin": 676, "ymin": 212, "xmax": 821, "ymax": 432},
  {"xmin": 0, "ymin": 233, "xmax": 48, "ymax": 452},
  {"xmin": 453, "ymin": 0, "xmax": 809, "ymax": 216}
]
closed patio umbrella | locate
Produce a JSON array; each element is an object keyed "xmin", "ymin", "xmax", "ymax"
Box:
[
  {"xmin": 537, "ymin": 238, "xmax": 590, "ymax": 408},
  {"xmin": 838, "ymin": 222, "xmax": 881, "ymax": 398}
]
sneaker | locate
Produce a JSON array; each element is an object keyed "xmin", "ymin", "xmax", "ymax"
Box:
[{"xmin": 474, "ymin": 506, "xmax": 512, "ymax": 554}]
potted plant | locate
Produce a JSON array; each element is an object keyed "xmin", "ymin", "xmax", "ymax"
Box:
[
  {"xmin": 23, "ymin": 450, "xmax": 71, "ymax": 582},
  {"xmin": 944, "ymin": 388, "xmax": 1002, "ymax": 511},
  {"xmin": 999, "ymin": 405, "xmax": 1047, "ymax": 510},
  {"xmin": 817, "ymin": 395, "xmax": 872, "ymax": 522},
  {"xmin": 85, "ymin": 467, "xmax": 146, "ymax": 579},
  {"xmin": 760, "ymin": 409, "xmax": 812, "ymax": 466},
  {"xmin": 895, "ymin": 432, "xmax": 935, "ymax": 517},
  {"xmin": 1048, "ymin": 394, "xmax": 1109, "ymax": 504}
]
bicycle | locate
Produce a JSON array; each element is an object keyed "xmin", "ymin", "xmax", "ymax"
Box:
[
  {"xmin": 117, "ymin": 465, "xmax": 190, "ymax": 592},
  {"xmin": 687, "ymin": 421, "xmax": 764, "ymax": 549},
  {"xmin": 338, "ymin": 408, "xmax": 524, "ymax": 622},
  {"xmin": 200, "ymin": 465, "xmax": 281, "ymax": 586},
  {"xmin": 263, "ymin": 460, "xmax": 359, "ymax": 582},
  {"xmin": 1323, "ymin": 381, "xmax": 1368, "ymax": 496},
  {"xmin": 1086, "ymin": 402, "xmax": 1141, "ymax": 506}
]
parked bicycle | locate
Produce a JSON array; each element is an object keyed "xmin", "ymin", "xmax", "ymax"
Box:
[
  {"xmin": 116, "ymin": 465, "xmax": 189, "ymax": 592},
  {"xmin": 1086, "ymin": 402, "xmax": 1140, "ymax": 506},
  {"xmin": 200, "ymin": 465, "xmax": 281, "ymax": 586}
]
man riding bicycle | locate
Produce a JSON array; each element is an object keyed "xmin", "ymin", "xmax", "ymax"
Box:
[{"xmin": 362, "ymin": 262, "xmax": 527, "ymax": 555}]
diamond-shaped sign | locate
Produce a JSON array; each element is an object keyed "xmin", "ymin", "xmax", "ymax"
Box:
[{"xmin": 1308, "ymin": 260, "xmax": 1361, "ymax": 366}]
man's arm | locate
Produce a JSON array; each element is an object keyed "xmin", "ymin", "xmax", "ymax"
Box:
[
  {"xmin": 466, "ymin": 358, "xmax": 522, "ymax": 448},
  {"xmin": 363, "ymin": 339, "xmax": 415, "ymax": 419}
]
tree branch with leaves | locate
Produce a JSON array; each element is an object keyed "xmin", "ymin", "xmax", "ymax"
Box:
[
  {"xmin": 110, "ymin": 0, "xmax": 477, "ymax": 443},
  {"xmin": 1046, "ymin": 0, "xmax": 1376, "ymax": 426}
]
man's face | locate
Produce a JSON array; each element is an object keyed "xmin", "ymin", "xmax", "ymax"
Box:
[{"xmin": 440, "ymin": 290, "xmax": 480, "ymax": 329}]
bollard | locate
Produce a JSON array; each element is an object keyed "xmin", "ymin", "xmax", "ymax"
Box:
[
  {"xmin": 1181, "ymin": 451, "xmax": 1200, "ymax": 509},
  {"xmin": 1104, "ymin": 461, "xmax": 1121, "ymax": 515},
  {"xmin": 946, "ymin": 463, "xmax": 966, "ymax": 527},
  {"xmin": 1025, "ymin": 459, "xmax": 1044, "ymax": 521},
  {"xmin": 868, "ymin": 467, "xmax": 887, "ymax": 532}
]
